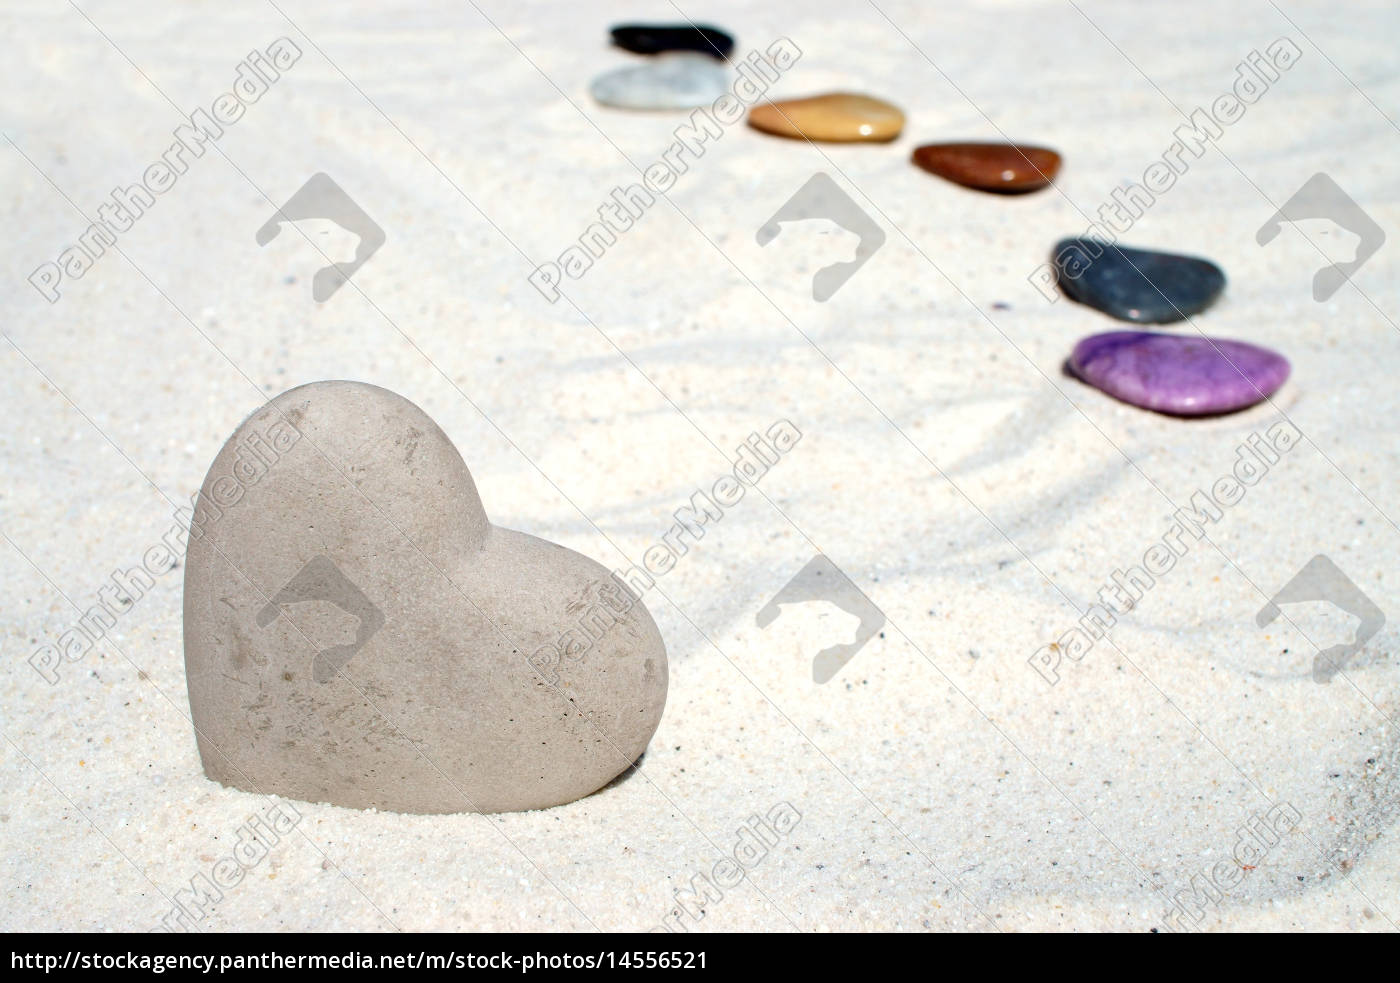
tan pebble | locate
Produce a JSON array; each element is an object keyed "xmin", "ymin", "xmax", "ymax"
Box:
[{"xmin": 749, "ymin": 92, "xmax": 904, "ymax": 143}]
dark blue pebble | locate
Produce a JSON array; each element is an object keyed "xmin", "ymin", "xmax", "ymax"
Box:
[
  {"xmin": 1051, "ymin": 238, "xmax": 1225, "ymax": 324},
  {"xmin": 610, "ymin": 23, "xmax": 735, "ymax": 60}
]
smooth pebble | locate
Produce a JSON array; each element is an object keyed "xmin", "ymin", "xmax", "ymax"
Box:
[
  {"xmin": 590, "ymin": 53, "xmax": 729, "ymax": 110},
  {"xmin": 912, "ymin": 141, "xmax": 1061, "ymax": 193},
  {"xmin": 610, "ymin": 23, "xmax": 735, "ymax": 59},
  {"xmin": 1070, "ymin": 331, "xmax": 1290, "ymax": 415},
  {"xmin": 1053, "ymin": 238, "xmax": 1226, "ymax": 323},
  {"xmin": 748, "ymin": 92, "xmax": 904, "ymax": 143}
]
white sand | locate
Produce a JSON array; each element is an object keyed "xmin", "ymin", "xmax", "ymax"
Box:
[{"xmin": 3, "ymin": 0, "xmax": 1397, "ymax": 932}]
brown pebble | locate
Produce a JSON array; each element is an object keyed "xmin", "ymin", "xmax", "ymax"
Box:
[
  {"xmin": 748, "ymin": 92, "xmax": 904, "ymax": 143},
  {"xmin": 911, "ymin": 142, "xmax": 1061, "ymax": 193}
]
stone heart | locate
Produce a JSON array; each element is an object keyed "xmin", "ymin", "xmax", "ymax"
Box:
[{"xmin": 182, "ymin": 381, "xmax": 667, "ymax": 814}]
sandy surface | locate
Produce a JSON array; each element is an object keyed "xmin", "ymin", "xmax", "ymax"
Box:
[{"xmin": 3, "ymin": 0, "xmax": 1398, "ymax": 932}]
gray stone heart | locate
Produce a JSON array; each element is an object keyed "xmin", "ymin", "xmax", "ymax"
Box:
[{"xmin": 183, "ymin": 381, "xmax": 667, "ymax": 814}]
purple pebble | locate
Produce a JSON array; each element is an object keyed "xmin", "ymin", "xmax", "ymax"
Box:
[{"xmin": 1070, "ymin": 331, "xmax": 1290, "ymax": 416}]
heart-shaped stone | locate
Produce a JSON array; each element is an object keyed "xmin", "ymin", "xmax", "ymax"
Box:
[{"xmin": 183, "ymin": 381, "xmax": 667, "ymax": 814}]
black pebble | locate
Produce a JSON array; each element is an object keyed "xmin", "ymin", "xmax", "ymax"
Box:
[
  {"xmin": 1051, "ymin": 238, "xmax": 1225, "ymax": 324},
  {"xmin": 610, "ymin": 23, "xmax": 735, "ymax": 60}
]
